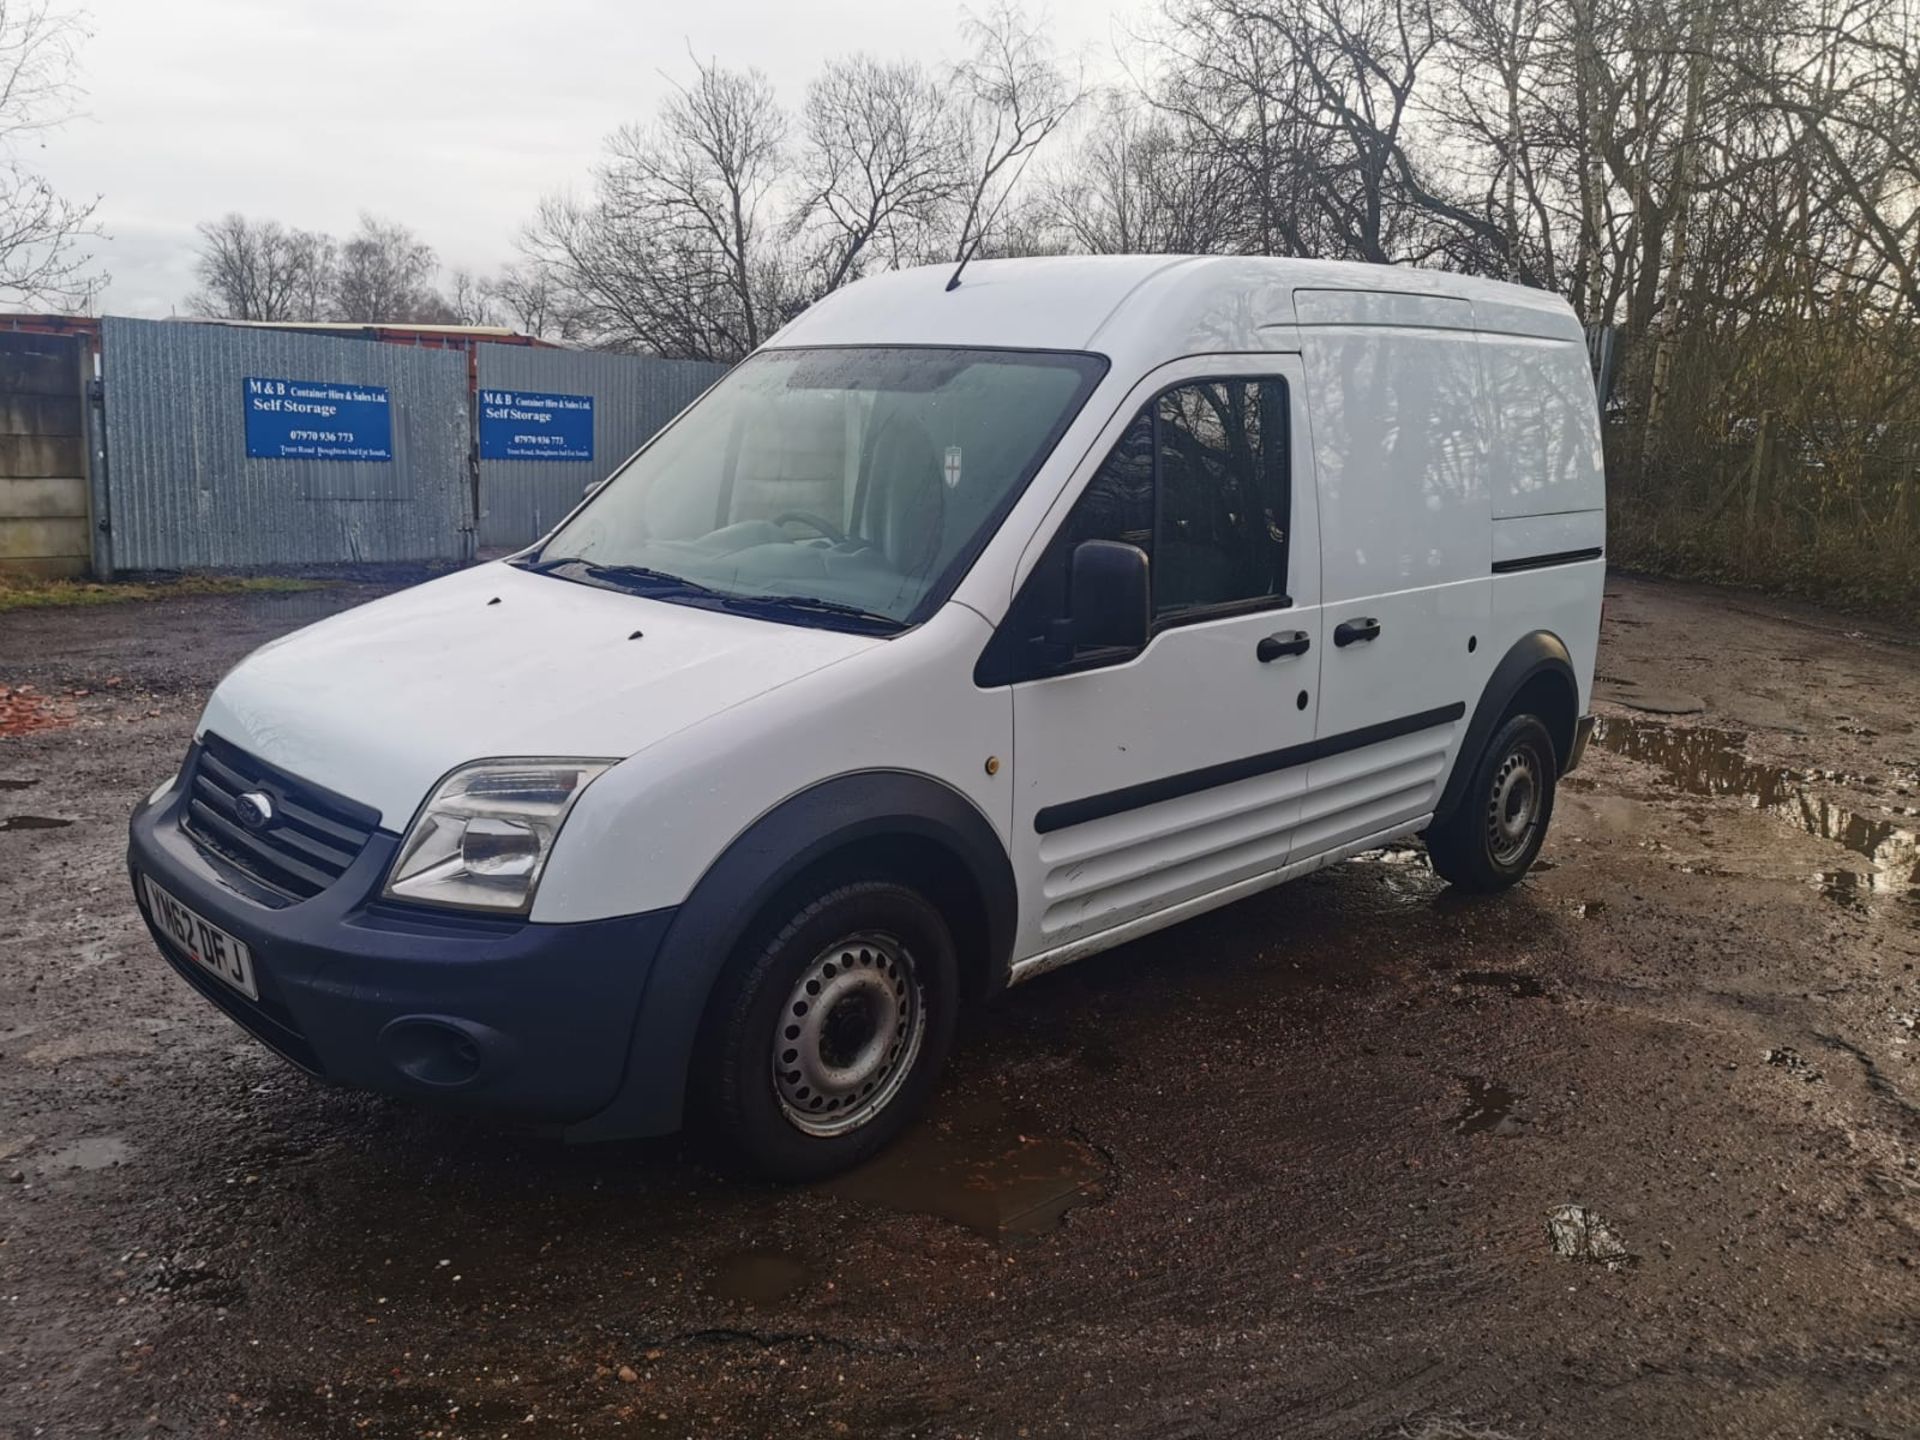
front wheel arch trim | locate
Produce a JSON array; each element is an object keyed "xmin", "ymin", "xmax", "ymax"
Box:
[{"xmin": 564, "ymin": 769, "xmax": 1016, "ymax": 1142}]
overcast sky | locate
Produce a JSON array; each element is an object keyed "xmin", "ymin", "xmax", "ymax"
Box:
[{"xmin": 33, "ymin": 0, "xmax": 1141, "ymax": 318}]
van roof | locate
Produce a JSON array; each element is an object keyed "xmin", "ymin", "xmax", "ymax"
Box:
[{"xmin": 768, "ymin": 255, "xmax": 1583, "ymax": 363}]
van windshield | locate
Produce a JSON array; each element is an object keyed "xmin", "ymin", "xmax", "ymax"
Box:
[{"xmin": 518, "ymin": 346, "xmax": 1107, "ymax": 632}]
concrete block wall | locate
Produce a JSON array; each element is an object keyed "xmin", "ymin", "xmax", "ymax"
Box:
[{"xmin": 0, "ymin": 333, "xmax": 89, "ymax": 578}]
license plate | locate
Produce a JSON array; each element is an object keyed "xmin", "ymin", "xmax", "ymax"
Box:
[{"xmin": 141, "ymin": 874, "xmax": 259, "ymax": 1001}]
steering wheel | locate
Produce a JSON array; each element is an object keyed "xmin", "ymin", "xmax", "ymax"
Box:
[{"xmin": 774, "ymin": 510, "xmax": 852, "ymax": 545}]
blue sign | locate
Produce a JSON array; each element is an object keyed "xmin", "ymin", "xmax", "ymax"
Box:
[
  {"xmin": 244, "ymin": 377, "xmax": 392, "ymax": 461},
  {"xmin": 479, "ymin": 389, "xmax": 594, "ymax": 462}
]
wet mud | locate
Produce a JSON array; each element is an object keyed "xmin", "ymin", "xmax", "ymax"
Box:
[
  {"xmin": 2, "ymin": 573, "xmax": 1918, "ymax": 1438},
  {"xmin": 1594, "ymin": 715, "xmax": 1920, "ymax": 893},
  {"xmin": 820, "ymin": 1094, "xmax": 1108, "ymax": 1240}
]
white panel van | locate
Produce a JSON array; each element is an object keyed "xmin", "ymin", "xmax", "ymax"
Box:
[{"xmin": 129, "ymin": 257, "xmax": 1605, "ymax": 1178}]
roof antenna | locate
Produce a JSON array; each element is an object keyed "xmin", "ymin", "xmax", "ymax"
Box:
[
  {"xmin": 946, "ymin": 135, "xmax": 1050, "ymax": 291},
  {"xmin": 945, "ymin": 238, "xmax": 980, "ymax": 293}
]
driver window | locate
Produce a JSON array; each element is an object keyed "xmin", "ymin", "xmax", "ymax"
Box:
[
  {"xmin": 977, "ymin": 374, "xmax": 1292, "ymax": 686},
  {"xmin": 1013, "ymin": 406, "xmax": 1154, "ymax": 637},
  {"xmin": 1155, "ymin": 380, "xmax": 1290, "ymax": 618}
]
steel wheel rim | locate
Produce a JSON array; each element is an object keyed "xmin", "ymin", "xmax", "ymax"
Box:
[
  {"xmin": 772, "ymin": 932, "xmax": 924, "ymax": 1138},
  {"xmin": 1487, "ymin": 742, "xmax": 1544, "ymax": 867}
]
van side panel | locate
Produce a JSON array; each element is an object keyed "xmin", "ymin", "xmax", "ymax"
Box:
[
  {"xmin": 1490, "ymin": 560, "xmax": 1602, "ymax": 717},
  {"xmin": 1293, "ymin": 293, "xmax": 1495, "ymax": 854},
  {"xmin": 1479, "ymin": 328, "xmax": 1606, "ymax": 716},
  {"xmin": 1294, "ymin": 294, "xmax": 1493, "ymax": 603},
  {"xmin": 1478, "ymin": 333, "xmax": 1607, "ymax": 520}
]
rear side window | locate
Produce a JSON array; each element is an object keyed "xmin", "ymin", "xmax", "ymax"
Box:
[{"xmin": 977, "ymin": 374, "xmax": 1293, "ymax": 685}]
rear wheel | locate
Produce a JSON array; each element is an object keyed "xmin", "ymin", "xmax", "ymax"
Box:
[
  {"xmin": 696, "ymin": 879, "xmax": 959, "ymax": 1181},
  {"xmin": 1425, "ymin": 713, "xmax": 1558, "ymax": 892}
]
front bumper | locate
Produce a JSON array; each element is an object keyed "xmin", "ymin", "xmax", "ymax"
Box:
[{"xmin": 128, "ymin": 768, "xmax": 673, "ymax": 1127}]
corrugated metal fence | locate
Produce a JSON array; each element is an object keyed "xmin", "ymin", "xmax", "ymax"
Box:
[
  {"xmin": 100, "ymin": 317, "xmax": 474, "ymax": 570},
  {"xmin": 475, "ymin": 345, "xmax": 724, "ymax": 548},
  {"xmin": 83, "ymin": 319, "xmax": 727, "ymax": 572}
]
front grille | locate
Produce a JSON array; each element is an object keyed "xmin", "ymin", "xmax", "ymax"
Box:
[{"xmin": 182, "ymin": 734, "xmax": 380, "ymax": 900}]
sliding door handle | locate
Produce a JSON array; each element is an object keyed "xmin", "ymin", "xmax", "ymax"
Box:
[
  {"xmin": 1257, "ymin": 630, "xmax": 1311, "ymax": 663},
  {"xmin": 1334, "ymin": 617, "xmax": 1381, "ymax": 647}
]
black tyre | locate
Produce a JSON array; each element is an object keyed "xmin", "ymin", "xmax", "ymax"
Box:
[
  {"xmin": 1425, "ymin": 713, "xmax": 1558, "ymax": 892},
  {"xmin": 696, "ymin": 879, "xmax": 960, "ymax": 1181}
]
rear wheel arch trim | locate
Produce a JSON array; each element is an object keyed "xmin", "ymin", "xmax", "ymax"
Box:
[
  {"xmin": 1432, "ymin": 631, "xmax": 1579, "ymax": 830},
  {"xmin": 565, "ymin": 769, "xmax": 1016, "ymax": 1141}
]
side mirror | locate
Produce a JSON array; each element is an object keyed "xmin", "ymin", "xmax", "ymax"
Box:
[{"xmin": 1068, "ymin": 539, "xmax": 1150, "ymax": 652}]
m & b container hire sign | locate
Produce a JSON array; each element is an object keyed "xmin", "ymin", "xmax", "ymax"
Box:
[
  {"xmin": 244, "ymin": 377, "xmax": 394, "ymax": 461},
  {"xmin": 479, "ymin": 389, "xmax": 594, "ymax": 462}
]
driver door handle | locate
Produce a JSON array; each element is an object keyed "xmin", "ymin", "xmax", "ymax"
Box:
[
  {"xmin": 1334, "ymin": 617, "xmax": 1381, "ymax": 647},
  {"xmin": 1257, "ymin": 630, "xmax": 1312, "ymax": 663}
]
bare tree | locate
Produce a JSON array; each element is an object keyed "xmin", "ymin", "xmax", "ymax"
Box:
[
  {"xmin": 186, "ymin": 214, "xmax": 335, "ymax": 320},
  {"xmin": 485, "ymin": 260, "xmax": 584, "ymax": 341},
  {"xmin": 616, "ymin": 54, "xmax": 787, "ymax": 353},
  {"xmin": 1432, "ymin": 0, "xmax": 1564, "ymax": 286},
  {"xmin": 793, "ymin": 55, "xmax": 962, "ymax": 294},
  {"xmin": 331, "ymin": 213, "xmax": 440, "ymax": 323},
  {"xmin": 435, "ymin": 267, "xmax": 498, "ymax": 327},
  {"xmin": 950, "ymin": 4, "xmax": 1082, "ymax": 266},
  {"xmin": 1037, "ymin": 91, "xmax": 1240, "ymax": 253},
  {"xmin": 524, "ymin": 55, "xmax": 787, "ymax": 360},
  {"xmin": 0, "ymin": 0, "xmax": 101, "ymax": 307}
]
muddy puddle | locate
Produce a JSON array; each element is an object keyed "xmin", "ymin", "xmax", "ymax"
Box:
[
  {"xmin": 0, "ymin": 777, "xmax": 38, "ymax": 791},
  {"xmin": 820, "ymin": 1096, "xmax": 1106, "ymax": 1241},
  {"xmin": 710, "ymin": 1250, "xmax": 813, "ymax": 1305},
  {"xmin": 1454, "ymin": 1077, "xmax": 1528, "ymax": 1137},
  {"xmin": 1817, "ymin": 870, "xmax": 1870, "ymax": 909},
  {"xmin": 39, "ymin": 1136, "xmax": 132, "ymax": 1173},
  {"xmin": 0, "ymin": 815, "xmax": 72, "ymax": 831},
  {"xmin": 1593, "ymin": 716, "xmax": 1920, "ymax": 898},
  {"xmin": 1347, "ymin": 841, "xmax": 1447, "ymax": 906},
  {"xmin": 1453, "ymin": 970, "xmax": 1548, "ymax": 999}
]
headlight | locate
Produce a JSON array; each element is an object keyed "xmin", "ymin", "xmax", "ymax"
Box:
[{"xmin": 384, "ymin": 759, "xmax": 613, "ymax": 914}]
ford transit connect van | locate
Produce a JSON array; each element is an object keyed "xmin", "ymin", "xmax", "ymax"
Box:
[{"xmin": 129, "ymin": 256, "xmax": 1604, "ymax": 1179}]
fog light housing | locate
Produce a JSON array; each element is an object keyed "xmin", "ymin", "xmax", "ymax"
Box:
[{"xmin": 378, "ymin": 1015, "xmax": 499, "ymax": 1088}]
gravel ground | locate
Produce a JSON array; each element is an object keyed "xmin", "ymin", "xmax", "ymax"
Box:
[{"xmin": 1, "ymin": 573, "xmax": 1916, "ymax": 1439}]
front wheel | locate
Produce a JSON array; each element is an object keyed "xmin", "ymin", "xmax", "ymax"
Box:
[
  {"xmin": 1425, "ymin": 713, "xmax": 1558, "ymax": 892},
  {"xmin": 695, "ymin": 879, "xmax": 959, "ymax": 1181}
]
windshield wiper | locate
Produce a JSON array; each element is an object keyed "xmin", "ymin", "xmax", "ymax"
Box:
[
  {"xmin": 515, "ymin": 555, "xmax": 721, "ymax": 598},
  {"xmin": 716, "ymin": 592, "xmax": 906, "ymax": 633},
  {"xmin": 518, "ymin": 555, "xmax": 904, "ymax": 633}
]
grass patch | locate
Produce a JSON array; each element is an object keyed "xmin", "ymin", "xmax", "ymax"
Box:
[
  {"xmin": 0, "ymin": 573, "xmax": 327, "ymax": 614},
  {"xmin": 1607, "ymin": 502, "xmax": 1920, "ymax": 623}
]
